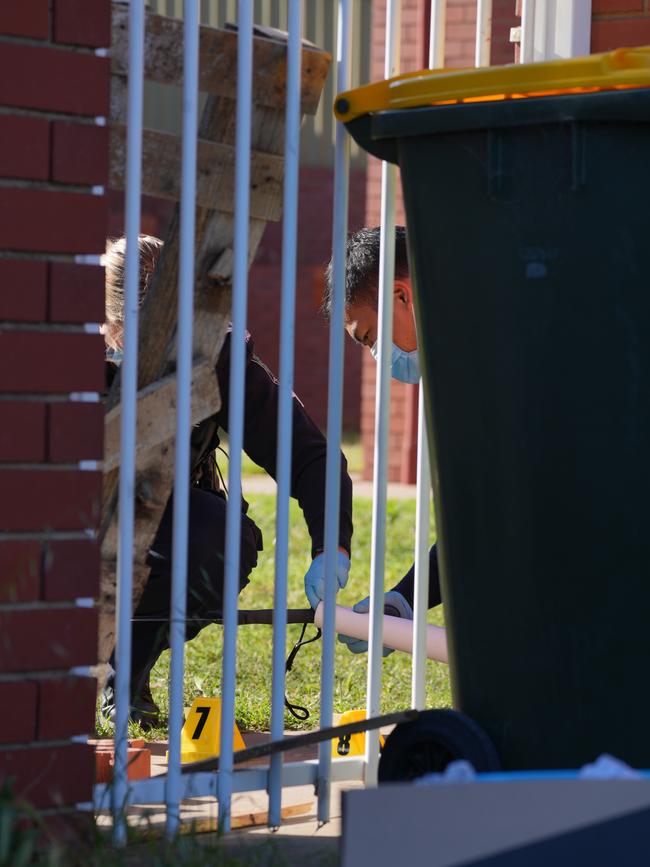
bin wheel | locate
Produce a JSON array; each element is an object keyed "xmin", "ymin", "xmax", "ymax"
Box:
[{"xmin": 378, "ymin": 709, "xmax": 500, "ymax": 783}]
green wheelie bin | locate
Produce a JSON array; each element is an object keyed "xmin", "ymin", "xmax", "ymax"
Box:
[{"xmin": 336, "ymin": 48, "xmax": 650, "ymax": 771}]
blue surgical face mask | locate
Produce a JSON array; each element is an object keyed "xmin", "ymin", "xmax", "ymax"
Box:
[
  {"xmin": 106, "ymin": 347, "xmax": 123, "ymax": 366},
  {"xmin": 370, "ymin": 341, "xmax": 421, "ymax": 384}
]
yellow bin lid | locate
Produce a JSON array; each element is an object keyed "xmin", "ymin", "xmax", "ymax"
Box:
[{"xmin": 334, "ymin": 46, "xmax": 650, "ymax": 123}]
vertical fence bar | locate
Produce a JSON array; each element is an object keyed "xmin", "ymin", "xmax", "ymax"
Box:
[
  {"xmin": 317, "ymin": 0, "xmax": 352, "ymax": 825},
  {"xmin": 165, "ymin": 0, "xmax": 199, "ymax": 839},
  {"xmin": 411, "ymin": 385, "xmax": 430, "ymax": 709},
  {"xmin": 268, "ymin": 0, "xmax": 302, "ymax": 831},
  {"xmin": 475, "ymin": 0, "xmax": 493, "ymax": 67},
  {"xmin": 410, "ymin": 0, "xmax": 446, "ymax": 713},
  {"xmin": 365, "ymin": 0, "xmax": 400, "ymax": 788},
  {"xmin": 564, "ymin": 1, "xmax": 592, "ymax": 59},
  {"xmin": 218, "ymin": 0, "xmax": 253, "ymax": 834},
  {"xmin": 520, "ymin": 0, "xmax": 536, "ymax": 63},
  {"xmin": 429, "ymin": 0, "xmax": 446, "ymax": 69},
  {"xmin": 112, "ymin": 0, "xmax": 145, "ymax": 847}
]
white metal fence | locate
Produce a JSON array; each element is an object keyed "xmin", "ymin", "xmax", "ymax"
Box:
[
  {"xmin": 143, "ymin": 0, "xmax": 372, "ymax": 167},
  {"xmin": 97, "ymin": 0, "xmax": 587, "ymax": 843}
]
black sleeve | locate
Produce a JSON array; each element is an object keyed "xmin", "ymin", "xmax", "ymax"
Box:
[
  {"xmin": 216, "ymin": 333, "xmax": 353, "ymax": 558},
  {"xmin": 391, "ymin": 544, "xmax": 442, "ymax": 610}
]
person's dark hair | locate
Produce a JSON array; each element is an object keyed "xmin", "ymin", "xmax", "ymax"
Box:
[{"xmin": 322, "ymin": 225, "xmax": 409, "ymax": 320}]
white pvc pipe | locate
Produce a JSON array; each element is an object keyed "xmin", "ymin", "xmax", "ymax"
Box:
[
  {"xmin": 112, "ymin": 0, "xmax": 145, "ymax": 848},
  {"xmin": 317, "ymin": 0, "xmax": 352, "ymax": 826},
  {"xmin": 219, "ymin": 0, "xmax": 253, "ymax": 834},
  {"xmin": 165, "ymin": 0, "xmax": 199, "ymax": 840},
  {"xmin": 429, "ymin": 0, "xmax": 446, "ymax": 68},
  {"xmin": 411, "ymin": 0, "xmax": 445, "ymax": 716},
  {"xmin": 365, "ymin": 0, "xmax": 400, "ymax": 790},
  {"xmin": 314, "ymin": 603, "xmax": 448, "ymax": 664},
  {"xmin": 411, "ymin": 386, "xmax": 430, "ymax": 709},
  {"xmin": 269, "ymin": 0, "xmax": 302, "ymax": 831},
  {"xmin": 475, "ymin": 0, "xmax": 493, "ymax": 67},
  {"xmin": 521, "ymin": 0, "xmax": 536, "ymax": 63}
]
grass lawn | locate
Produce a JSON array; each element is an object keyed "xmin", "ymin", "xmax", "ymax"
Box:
[
  {"xmin": 131, "ymin": 491, "xmax": 450, "ymax": 739},
  {"xmin": 220, "ymin": 430, "xmax": 365, "ymax": 478}
]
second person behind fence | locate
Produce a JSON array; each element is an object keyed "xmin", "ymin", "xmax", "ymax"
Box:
[
  {"xmin": 101, "ymin": 234, "xmax": 353, "ymax": 727},
  {"xmin": 322, "ymin": 225, "xmax": 441, "ymax": 656}
]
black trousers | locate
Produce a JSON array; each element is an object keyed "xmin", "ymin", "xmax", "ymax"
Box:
[
  {"xmin": 113, "ymin": 487, "xmax": 263, "ymax": 695},
  {"xmin": 391, "ymin": 544, "xmax": 442, "ymax": 610}
]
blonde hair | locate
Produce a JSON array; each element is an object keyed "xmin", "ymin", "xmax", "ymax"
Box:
[{"xmin": 104, "ymin": 234, "xmax": 163, "ymax": 327}]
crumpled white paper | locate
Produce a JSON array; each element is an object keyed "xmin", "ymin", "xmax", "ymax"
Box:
[
  {"xmin": 415, "ymin": 760, "xmax": 477, "ymax": 785},
  {"xmin": 413, "ymin": 753, "xmax": 642, "ymax": 786},
  {"xmin": 414, "ymin": 753, "xmax": 643, "ymax": 785},
  {"xmin": 578, "ymin": 754, "xmax": 642, "ymax": 780}
]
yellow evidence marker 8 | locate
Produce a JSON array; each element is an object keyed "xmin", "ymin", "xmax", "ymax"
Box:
[
  {"xmin": 179, "ymin": 697, "xmax": 246, "ymax": 763},
  {"xmin": 331, "ymin": 709, "xmax": 385, "ymax": 759}
]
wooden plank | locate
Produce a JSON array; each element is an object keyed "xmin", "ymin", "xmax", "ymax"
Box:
[
  {"xmin": 109, "ymin": 126, "xmax": 284, "ymax": 222},
  {"xmin": 110, "ymin": 78, "xmax": 289, "ymax": 155},
  {"xmin": 103, "ymin": 362, "xmax": 220, "ymax": 473},
  {"xmin": 111, "ymin": 2, "xmax": 331, "ymax": 116}
]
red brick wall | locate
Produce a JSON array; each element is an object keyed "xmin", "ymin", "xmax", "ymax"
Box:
[
  {"xmin": 591, "ymin": 1, "xmax": 650, "ymax": 49},
  {"xmin": 0, "ymin": 0, "xmax": 107, "ymax": 818}
]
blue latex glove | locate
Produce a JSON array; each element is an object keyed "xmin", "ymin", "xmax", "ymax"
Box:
[
  {"xmin": 338, "ymin": 590, "xmax": 413, "ymax": 657},
  {"xmin": 304, "ymin": 551, "xmax": 350, "ymax": 609}
]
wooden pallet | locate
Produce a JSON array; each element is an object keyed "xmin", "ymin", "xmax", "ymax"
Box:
[{"xmin": 98, "ymin": 4, "xmax": 331, "ymax": 667}]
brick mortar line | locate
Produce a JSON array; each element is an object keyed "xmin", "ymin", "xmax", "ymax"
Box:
[
  {"xmin": 0, "ymin": 601, "xmax": 94, "ymax": 612},
  {"xmin": 0, "ymin": 33, "xmax": 105, "ymax": 56},
  {"xmin": 0, "ymin": 251, "xmax": 88, "ymax": 262},
  {"xmin": 0, "ymin": 531, "xmax": 97, "ymax": 540},
  {"xmin": 0, "ymin": 670, "xmax": 95, "ymax": 682},
  {"xmin": 0, "ymin": 179, "xmax": 104, "ymax": 195},
  {"xmin": 592, "ymin": 13, "xmax": 650, "ymax": 19},
  {"xmin": 8, "ymin": 804, "xmax": 89, "ymax": 817},
  {"xmin": 0, "ymin": 395, "xmax": 101, "ymax": 403},
  {"xmin": 0, "ymin": 106, "xmax": 105, "ymax": 125},
  {"xmin": 0, "ymin": 322, "xmax": 101, "ymax": 333},
  {"xmin": 0, "ymin": 739, "xmax": 89, "ymax": 752},
  {"xmin": 0, "ymin": 462, "xmax": 100, "ymax": 470}
]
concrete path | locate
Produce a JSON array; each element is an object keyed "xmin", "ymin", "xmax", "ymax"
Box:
[
  {"xmin": 97, "ymin": 730, "xmax": 367, "ymax": 865},
  {"xmin": 244, "ymin": 472, "xmax": 417, "ymax": 500}
]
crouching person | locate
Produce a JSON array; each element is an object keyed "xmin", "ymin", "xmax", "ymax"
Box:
[
  {"xmin": 101, "ymin": 235, "xmax": 353, "ymax": 727},
  {"xmin": 323, "ymin": 226, "xmax": 441, "ymax": 656}
]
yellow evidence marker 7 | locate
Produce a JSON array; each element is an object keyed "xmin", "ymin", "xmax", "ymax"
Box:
[
  {"xmin": 331, "ymin": 709, "xmax": 385, "ymax": 759},
  {"xmin": 179, "ymin": 697, "xmax": 246, "ymax": 763}
]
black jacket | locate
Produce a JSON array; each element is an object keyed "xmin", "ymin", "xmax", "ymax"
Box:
[{"xmin": 118, "ymin": 332, "xmax": 353, "ymax": 558}]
